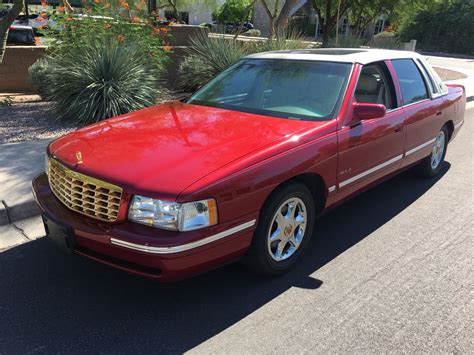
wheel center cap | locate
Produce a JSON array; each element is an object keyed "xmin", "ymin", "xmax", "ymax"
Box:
[{"xmin": 284, "ymin": 225, "xmax": 293, "ymax": 237}]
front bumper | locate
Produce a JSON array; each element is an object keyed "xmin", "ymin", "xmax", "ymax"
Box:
[{"xmin": 32, "ymin": 173, "xmax": 257, "ymax": 281}]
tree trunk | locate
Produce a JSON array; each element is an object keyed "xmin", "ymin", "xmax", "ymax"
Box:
[
  {"xmin": 274, "ymin": 0, "xmax": 300, "ymax": 35},
  {"xmin": 148, "ymin": 0, "xmax": 157, "ymax": 15},
  {"xmin": 0, "ymin": 0, "xmax": 23, "ymax": 63},
  {"xmin": 321, "ymin": 0, "xmax": 332, "ymax": 47},
  {"xmin": 234, "ymin": 0, "xmax": 255, "ymax": 40}
]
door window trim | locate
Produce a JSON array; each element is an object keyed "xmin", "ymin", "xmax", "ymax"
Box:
[{"xmin": 390, "ymin": 58, "xmax": 432, "ymax": 107}]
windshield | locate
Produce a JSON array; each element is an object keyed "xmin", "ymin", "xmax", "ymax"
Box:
[{"xmin": 187, "ymin": 59, "xmax": 352, "ymax": 121}]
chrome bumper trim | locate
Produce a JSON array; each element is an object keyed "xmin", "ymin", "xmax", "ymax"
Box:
[
  {"xmin": 405, "ymin": 137, "xmax": 436, "ymax": 157},
  {"xmin": 110, "ymin": 219, "xmax": 256, "ymax": 254},
  {"xmin": 339, "ymin": 154, "xmax": 403, "ymax": 188}
]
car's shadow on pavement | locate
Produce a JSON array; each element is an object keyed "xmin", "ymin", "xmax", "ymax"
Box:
[{"xmin": 0, "ymin": 164, "xmax": 450, "ymax": 354}]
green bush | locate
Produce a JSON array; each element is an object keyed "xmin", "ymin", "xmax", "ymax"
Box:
[
  {"xmin": 178, "ymin": 32, "xmax": 309, "ymax": 91},
  {"xmin": 398, "ymin": 0, "xmax": 474, "ymax": 55},
  {"xmin": 176, "ymin": 55, "xmax": 215, "ymax": 93},
  {"xmin": 327, "ymin": 34, "xmax": 364, "ymax": 48},
  {"xmin": 214, "ymin": 0, "xmax": 253, "ymax": 24},
  {"xmin": 370, "ymin": 31, "xmax": 400, "ymax": 49},
  {"xmin": 28, "ymin": 57, "xmax": 53, "ymax": 98},
  {"xmin": 44, "ymin": 8, "xmax": 168, "ymax": 70},
  {"xmin": 32, "ymin": 5, "xmax": 169, "ymax": 124},
  {"xmin": 241, "ymin": 29, "xmax": 261, "ymax": 37},
  {"xmin": 44, "ymin": 40, "xmax": 166, "ymax": 124}
]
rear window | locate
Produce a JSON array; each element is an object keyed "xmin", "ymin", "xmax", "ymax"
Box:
[
  {"xmin": 391, "ymin": 59, "xmax": 429, "ymax": 105},
  {"xmin": 187, "ymin": 59, "xmax": 352, "ymax": 121}
]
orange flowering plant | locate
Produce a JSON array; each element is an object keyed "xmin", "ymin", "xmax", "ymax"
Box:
[{"xmin": 43, "ymin": 1, "xmax": 170, "ymax": 69}]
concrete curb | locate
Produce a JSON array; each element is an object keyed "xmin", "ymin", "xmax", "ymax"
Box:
[
  {"xmin": 0, "ymin": 198, "xmax": 40, "ymax": 226},
  {"xmin": 0, "ymin": 199, "xmax": 40, "ymax": 226}
]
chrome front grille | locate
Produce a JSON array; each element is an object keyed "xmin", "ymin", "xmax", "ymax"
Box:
[{"xmin": 48, "ymin": 158, "xmax": 123, "ymax": 222}]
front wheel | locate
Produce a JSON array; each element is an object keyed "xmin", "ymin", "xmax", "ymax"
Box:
[
  {"xmin": 414, "ymin": 126, "xmax": 448, "ymax": 178},
  {"xmin": 243, "ymin": 183, "xmax": 316, "ymax": 276}
]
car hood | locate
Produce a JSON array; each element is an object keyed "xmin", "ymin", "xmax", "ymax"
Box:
[{"xmin": 49, "ymin": 101, "xmax": 318, "ymax": 199}]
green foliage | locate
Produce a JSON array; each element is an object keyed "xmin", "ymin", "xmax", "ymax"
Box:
[
  {"xmin": 43, "ymin": 39, "xmax": 165, "ymax": 124},
  {"xmin": 178, "ymin": 32, "xmax": 310, "ymax": 92},
  {"xmin": 398, "ymin": 0, "xmax": 474, "ymax": 55},
  {"xmin": 44, "ymin": 6, "xmax": 168, "ymax": 69},
  {"xmin": 370, "ymin": 31, "xmax": 400, "ymax": 49},
  {"xmin": 32, "ymin": 5, "xmax": 170, "ymax": 124},
  {"xmin": 28, "ymin": 57, "xmax": 53, "ymax": 98},
  {"xmin": 214, "ymin": 0, "xmax": 253, "ymax": 24},
  {"xmin": 327, "ymin": 34, "xmax": 365, "ymax": 48},
  {"xmin": 0, "ymin": 96, "xmax": 13, "ymax": 107},
  {"xmin": 242, "ymin": 29, "xmax": 262, "ymax": 37}
]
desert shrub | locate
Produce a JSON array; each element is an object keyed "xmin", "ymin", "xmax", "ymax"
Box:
[
  {"xmin": 28, "ymin": 57, "xmax": 53, "ymax": 98},
  {"xmin": 241, "ymin": 29, "xmax": 261, "ymax": 37},
  {"xmin": 178, "ymin": 32, "xmax": 309, "ymax": 91},
  {"xmin": 44, "ymin": 7, "xmax": 169, "ymax": 70},
  {"xmin": 176, "ymin": 55, "xmax": 215, "ymax": 92},
  {"xmin": 44, "ymin": 39, "xmax": 165, "ymax": 124},
  {"xmin": 33, "ymin": 4, "xmax": 169, "ymax": 124},
  {"xmin": 370, "ymin": 31, "xmax": 400, "ymax": 49},
  {"xmin": 327, "ymin": 34, "xmax": 365, "ymax": 48},
  {"xmin": 0, "ymin": 97, "xmax": 13, "ymax": 107}
]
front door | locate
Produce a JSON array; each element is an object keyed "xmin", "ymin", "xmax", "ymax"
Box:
[{"xmin": 335, "ymin": 61, "xmax": 405, "ymax": 202}]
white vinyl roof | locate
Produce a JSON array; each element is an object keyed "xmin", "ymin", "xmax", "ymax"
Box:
[{"xmin": 245, "ymin": 48, "xmax": 423, "ymax": 65}]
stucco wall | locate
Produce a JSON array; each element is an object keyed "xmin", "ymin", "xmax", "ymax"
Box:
[
  {"xmin": 0, "ymin": 46, "xmax": 47, "ymax": 93},
  {"xmin": 0, "ymin": 26, "xmax": 207, "ymax": 93}
]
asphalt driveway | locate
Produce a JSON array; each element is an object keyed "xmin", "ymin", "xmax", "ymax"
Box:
[{"xmin": 0, "ymin": 108, "xmax": 472, "ymax": 354}]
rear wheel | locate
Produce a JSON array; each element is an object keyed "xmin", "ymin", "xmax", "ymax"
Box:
[
  {"xmin": 414, "ymin": 126, "xmax": 448, "ymax": 178},
  {"xmin": 243, "ymin": 183, "xmax": 316, "ymax": 276}
]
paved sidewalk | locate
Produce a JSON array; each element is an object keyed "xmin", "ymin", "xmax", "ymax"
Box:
[
  {"xmin": 425, "ymin": 55, "xmax": 474, "ymax": 100},
  {"xmin": 0, "ymin": 216, "xmax": 44, "ymax": 250},
  {"xmin": 0, "ymin": 139, "xmax": 50, "ymax": 225}
]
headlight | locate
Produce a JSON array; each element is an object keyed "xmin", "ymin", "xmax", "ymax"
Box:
[{"xmin": 128, "ymin": 196, "xmax": 218, "ymax": 232}]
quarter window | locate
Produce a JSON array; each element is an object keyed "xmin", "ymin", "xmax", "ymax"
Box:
[{"xmin": 391, "ymin": 59, "xmax": 429, "ymax": 105}]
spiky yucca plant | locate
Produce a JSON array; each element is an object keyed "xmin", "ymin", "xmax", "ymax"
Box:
[
  {"xmin": 45, "ymin": 40, "xmax": 165, "ymax": 124},
  {"xmin": 178, "ymin": 31, "xmax": 310, "ymax": 92}
]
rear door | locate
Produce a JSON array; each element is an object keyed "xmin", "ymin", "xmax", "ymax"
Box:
[
  {"xmin": 390, "ymin": 58, "xmax": 446, "ymax": 167},
  {"xmin": 335, "ymin": 61, "xmax": 405, "ymax": 202}
]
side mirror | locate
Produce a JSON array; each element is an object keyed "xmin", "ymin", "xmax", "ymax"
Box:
[{"xmin": 351, "ymin": 102, "xmax": 386, "ymax": 124}]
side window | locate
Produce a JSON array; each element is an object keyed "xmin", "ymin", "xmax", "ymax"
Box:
[
  {"xmin": 416, "ymin": 59, "xmax": 437, "ymax": 94},
  {"xmin": 419, "ymin": 57, "xmax": 449, "ymax": 95},
  {"xmin": 391, "ymin": 59, "xmax": 429, "ymax": 105},
  {"xmin": 355, "ymin": 62, "xmax": 396, "ymax": 109}
]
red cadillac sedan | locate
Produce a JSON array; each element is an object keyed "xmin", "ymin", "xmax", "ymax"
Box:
[{"xmin": 33, "ymin": 49, "xmax": 466, "ymax": 281}]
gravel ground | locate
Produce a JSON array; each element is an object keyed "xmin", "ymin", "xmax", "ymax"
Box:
[
  {"xmin": 434, "ymin": 66, "xmax": 468, "ymax": 80},
  {"xmin": 0, "ymin": 102, "xmax": 77, "ymax": 144}
]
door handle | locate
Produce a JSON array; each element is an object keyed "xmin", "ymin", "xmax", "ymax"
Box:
[
  {"xmin": 436, "ymin": 111, "xmax": 442, "ymax": 116},
  {"xmin": 395, "ymin": 127, "xmax": 402, "ymax": 133}
]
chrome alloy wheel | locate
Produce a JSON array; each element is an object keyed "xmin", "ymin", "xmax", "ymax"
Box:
[
  {"xmin": 431, "ymin": 131, "xmax": 446, "ymax": 169},
  {"xmin": 267, "ymin": 197, "xmax": 307, "ymax": 262}
]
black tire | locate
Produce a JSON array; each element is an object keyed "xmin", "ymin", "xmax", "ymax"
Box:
[
  {"xmin": 413, "ymin": 125, "xmax": 449, "ymax": 178},
  {"xmin": 243, "ymin": 182, "xmax": 316, "ymax": 276}
]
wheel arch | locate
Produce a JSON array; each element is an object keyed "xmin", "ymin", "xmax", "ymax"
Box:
[
  {"xmin": 444, "ymin": 120, "xmax": 454, "ymax": 141},
  {"xmin": 263, "ymin": 172, "xmax": 328, "ymax": 216}
]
